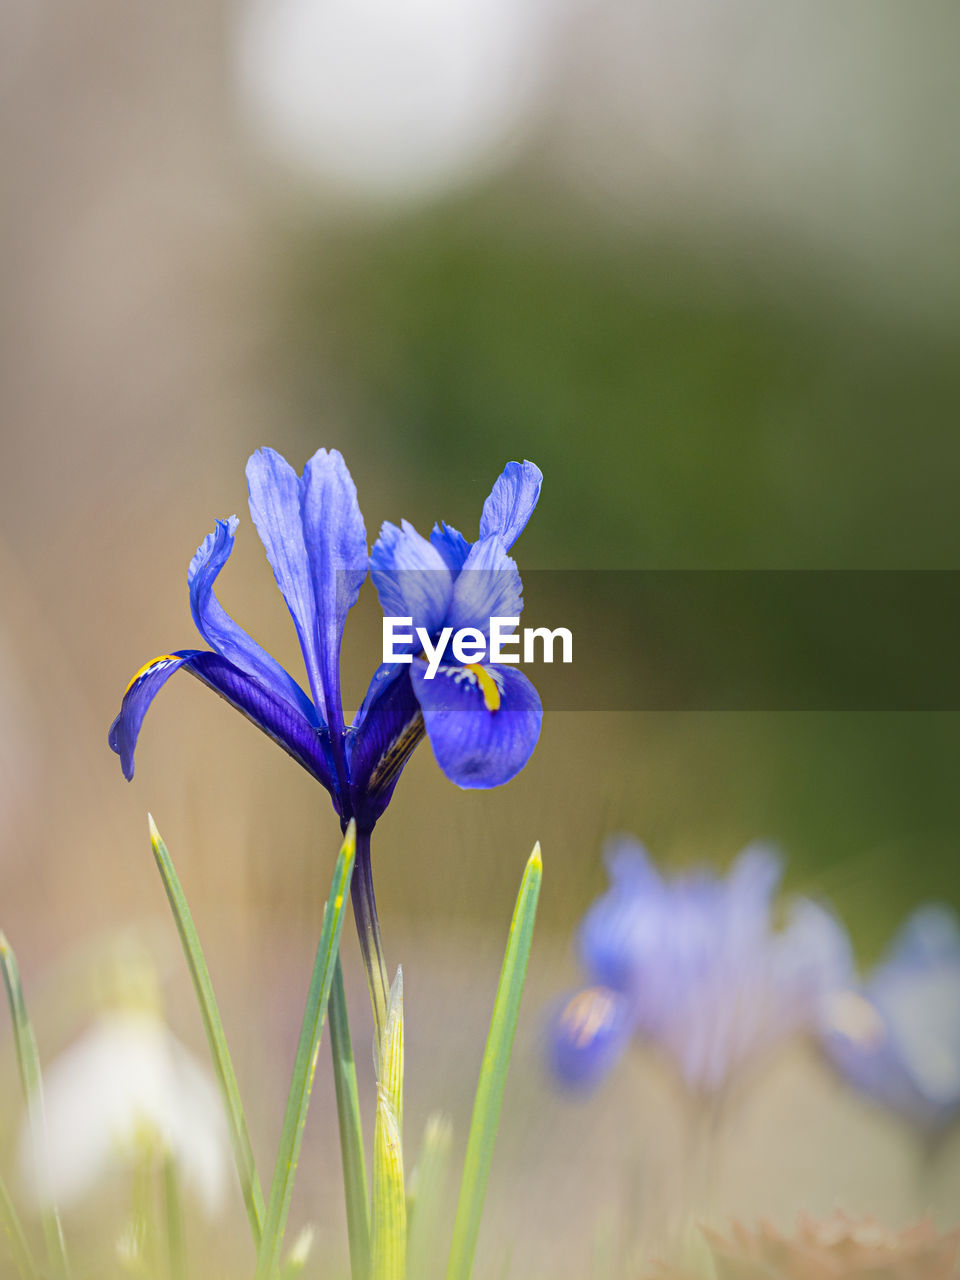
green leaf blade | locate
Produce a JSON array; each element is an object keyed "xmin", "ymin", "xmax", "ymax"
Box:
[
  {"xmin": 329, "ymin": 958, "xmax": 371, "ymax": 1280},
  {"xmin": 256, "ymin": 822, "xmax": 358, "ymax": 1280},
  {"xmin": 446, "ymin": 844, "xmax": 543, "ymax": 1280},
  {"xmin": 0, "ymin": 932, "xmax": 70, "ymax": 1279},
  {"xmin": 371, "ymin": 969, "xmax": 406, "ymax": 1280},
  {"xmin": 0, "ymin": 1174, "xmax": 39, "ymax": 1280},
  {"xmin": 406, "ymin": 1113, "xmax": 453, "ymax": 1280},
  {"xmin": 148, "ymin": 815, "xmax": 266, "ymax": 1248}
]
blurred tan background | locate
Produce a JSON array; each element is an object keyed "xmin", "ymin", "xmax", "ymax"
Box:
[{"xmin": 2, "ymin": 1, "xmax": 960, "ymax": 1275}]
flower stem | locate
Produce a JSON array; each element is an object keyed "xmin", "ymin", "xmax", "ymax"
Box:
[{"xmin": 350, "ymin": 829, "xmax": 389, "ymax": 1042}]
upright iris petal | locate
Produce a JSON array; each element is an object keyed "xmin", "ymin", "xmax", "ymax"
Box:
[
  {"xmin": 478, "ymin": 460, "xmax": 543, "ymax": 549},
  {"xmin": 299, "ymin": 448, "xmax": 368, "ymax": 736},
  {"xmin": 246, "ymin": 448, "xmax": 330, "ymax": 723},
  {"xmin": 369, "ymin": 520, "xmax": 453, "ymax": 639},
  {"xmin": 445, "ymin": 536, "xmax": 522, "ymax": 636},
  {"xmin": 429, "ymin": 521, "xmax": 471, "ymax": 572}
]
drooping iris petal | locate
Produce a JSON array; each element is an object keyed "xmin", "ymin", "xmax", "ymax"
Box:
[
  {"xmin": 347, "ymin": 663, "xmax": 425, "ymax": 826},
  {"xmin": 108, "ymin": 650, "xmax": 337, "ymax": 795},
  {"xmin": 409, "ymin": 659, "xmax": 541, "ymax": 787},
  {"xmin": 188, "ymin": 516, "xmax": 319, "ymax": 724},
  {"xmin": 429, "ymin": 521, "xmax": 471, "ymax": 572},
  {"xmin": 478, "ymin": 460, "xmax": 542, "ymax": 549},
  {"xmin": 370, "ymin": 520, "xmax": 453, "ymax": 638},
  {"xmin": 108, "ymin": 652, "xmax": 197, "ymax": 781},
  {"xmin": 299, "ymin": 448, "xmax": 368, "ymax": 734},
  {"xmin": 446, "ymin": 534, "xmax": 523, "ymax": 636},
  {"xmin": 246, "ymin": 448, "xmax": 328, "ymax": 721},
  {"xmin": 548, "ymin": 987, "xmax": 633, "ymax": 1091}
]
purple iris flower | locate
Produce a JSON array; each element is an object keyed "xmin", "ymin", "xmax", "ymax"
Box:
[
  {"xmin": 109, "ymin": 448, "xmax": 542, "ymax": 1031},
  {"xmin": 548, "ymin": 836, "xmax": 851, "ymax": 1095},
  {"xmin": 820, "ymin": 905, "xmax": 960, "ymax": 1132}
]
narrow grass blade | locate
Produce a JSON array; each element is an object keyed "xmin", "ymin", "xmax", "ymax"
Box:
[
  {"xmin": 406, "ymin": 1114, "xmax": 452, "ymax": 1280},
  {"xmin": 371, "ymin": 969, "xmax": 405, "ymax": 1280},
  {"xmin": 329, "ymin": 957, "xmax": 371, "ymax": 1280},
  {"xmin": 0, "ymin": 1175, "xmax": 39, "ymax": 1280},
  {"xmin": 162, "ymin": 1154, "xmax": 187, "ymax": 1280},
  {"xmin": 255, "ymin": 823, "xmax": 357, "ymax": 1280},
  {"xmin": 148, "ymin": 815, "xmax": 266, "ymax": 1247},
  {"xmin": 0, "ymin": 933, "xmax": 70, "ymax": 1279},
  {"xmin": 446, "ymin": 844, "xmax": 543, "ymax": 1280}
]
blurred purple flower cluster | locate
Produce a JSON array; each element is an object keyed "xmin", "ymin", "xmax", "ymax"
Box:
[{"xmin": 549, "ymin": 836, "xmax": 960, "ymax": 1132}]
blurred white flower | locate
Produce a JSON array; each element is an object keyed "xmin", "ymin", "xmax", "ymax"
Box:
[
  {"xmin": 19, "ymin": 1012, "xmax": 230, "ymax": 1215},
  {"xmin": 234, "ymin": 0, "xmax": 559, "ymax": 202}
]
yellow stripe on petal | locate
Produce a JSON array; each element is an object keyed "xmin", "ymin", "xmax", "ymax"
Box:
[
  {"xmin": 124, "ymin": 654, "xmax": 180, "ymax": 696},
  {"xmin": 464, "ymin": 663, "xmax": 501, "ymax": 712}
]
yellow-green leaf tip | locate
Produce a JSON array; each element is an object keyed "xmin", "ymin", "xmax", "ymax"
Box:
[
  {"xmin": 147, "ymin": 813, "xmax": 161, "ymax": 847},
  {"xmin": 528, "ymin": 841, "xmax": 542, "ymax": 871}
]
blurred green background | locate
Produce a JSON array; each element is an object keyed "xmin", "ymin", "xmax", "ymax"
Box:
[{"xmin": 2, "ymin": 0, "xmax": 959, "ymax": 1273}]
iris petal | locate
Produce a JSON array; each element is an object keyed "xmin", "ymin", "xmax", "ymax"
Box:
[
  {"xmin": 548, "ymin": 987, "xmax": 633, "ymax": 1091},
  {"xmin": 109, "ymin": 650, "xmax": 337, "ymax": 796},
  {"xmin": 446, "ymin": 535, "xmax": 523, "ymax": 636},
  {"xmin": 347, "ymin": 664, "xmax": 425, "ymax": 826},
  {"xmin": 478, "ymin": 460, "xmax": 542, "ymax": 549},
  {"xmin": 188, "ymin": 516, "xmax": 319, "ymax": 724},
  {"xmin": 409, "ymin": 660, "xmax": 541, "ymax": 788},
  {"xmin": 109, "ymin": 652, "xmax": 196, "ymax": 780},
  {"xmin": 370, "ymin": 520, "xmax": 453, "ymax": 638},
  {"xmin": 429, "ymin": 521, "xmax": 471, "ymax": 572},
  {"xmin": 298, "ymin": 448, "xmax": 368, "ymax": 734},
  {"xmin": 246, "ymin": 448, "xmax": 328, "ymax": 722}
]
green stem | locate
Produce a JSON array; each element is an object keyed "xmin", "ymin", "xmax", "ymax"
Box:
[
  {"xmin": 163, "ymin": 1154, "xmax": 187, "ymax": 1280},
  {"xmin": 350, "ymin": 830, "xmax": 389, "ymax": 1043}
]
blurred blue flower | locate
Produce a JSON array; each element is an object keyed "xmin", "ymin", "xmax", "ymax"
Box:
[
  {"xmin": 549, "ymin": 837, "xmax": 851, "ymax": 1095},
  {"xmin": 109, "ymin": 449, "xmax": 542, "ymax": 830},
  {"xmin": 820, "ymin": 905, "xmax": 960, "ymax": 1132}
]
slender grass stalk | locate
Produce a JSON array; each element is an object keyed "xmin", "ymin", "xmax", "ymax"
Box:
[
  {"xmin": 162, "ymin": 1153, "xmax": 187, "ymax": 1280},
  {"xmin": 0, "ymin": 1174, "xmax": 39, "ymax": 1280},
  {"xmin": 446, "ymin": 844, "xmax": 543, "ymax": 1280},
  {"xmin": 371, "ymin": 969, "xmax": 405, "ymax": 1280},
  {"xmin": 329, "ymin": 958, "xmax": 371, "ymax": 1280},
  {"xmin": 255, "ymin": 823, "xmax": 357, "ymax": 1280},
  {"xmin": 147, "ymin": 815, "xmax": 266, "ymax": 1247},
  {"xmin": 0, "ymin": 932, "xmax": 70, "ymax": 1279},
  {"xmin": 406, "ymin": 1114, "xmax": 453, "ymax": 1280}
]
